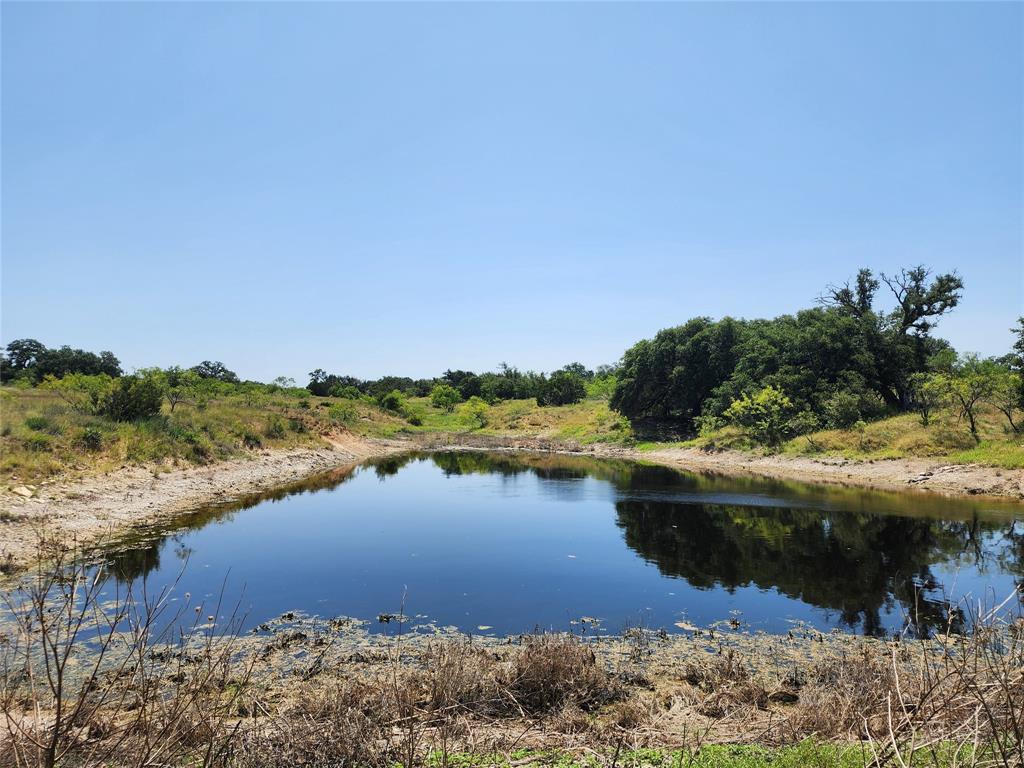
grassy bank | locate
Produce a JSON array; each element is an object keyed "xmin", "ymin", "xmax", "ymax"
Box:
[
  {"xmin": 658, "ymin": 404, "xmax": 1023, "ymax": 470},
  {"xmin": 0, "ymin": 385, "xmax": 401, "ymax": 484},
  {"xmin": 2, "ymin": 384, "xmax": 1022, "ymax": 490},
  {"xmin": 0, "ymin": 386, "xmax": 630, "ymax": 486}
]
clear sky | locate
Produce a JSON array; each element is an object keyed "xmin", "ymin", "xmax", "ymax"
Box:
[{"xmin": 2, "ymin": 2, "xmax": 1021, "ymax": 383}]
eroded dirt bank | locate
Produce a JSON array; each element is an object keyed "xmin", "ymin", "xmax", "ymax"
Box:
[
  {"xmin": 623, "ymin": 446, "xmax": 1024, "ymax": 500},
  {"xmin": 2, "ymin": 432, "xmax": 1021, "ymax": 573},
  {"xmin": 0, "ymin": 433, "xmax": 405, "ymax": 572}
]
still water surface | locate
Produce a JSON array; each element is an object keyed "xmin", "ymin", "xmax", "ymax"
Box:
[{"xmin": 99, "ymin": 451, "xmax": 1024, "ymax": 637}]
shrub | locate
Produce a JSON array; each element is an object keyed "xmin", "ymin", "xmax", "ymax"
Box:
[
  {"xmin": 460, "ymin": 396, "xmax": 490, "ymax": 429},
  {"xmin": 430, "ymin": 383, "xmax": 462, "ymax": 413},
  {"xmin": 77, "ymin": 427, "xmax": 103, "ymax": 452},
  {"xmin": 330, "ymin": 384, "xmax": 363, "ymax": 400},
  {"xmin": 403, "ymin": 405, "xmax": 425, "ymax": 426},
  {"xmin": 24, "ymin": 416, "xmax": 50, "ymax": 432},
  {"xmin": 241, "ymin": 430, "xmax": 262, "ymax": 449},
  {"xmin": 377, "ymin": 389, "xmax": 405, "ymax": 413},
  {"xmin": 723, "ymin": 385, "xmax": 796, "ymax": 447},
  {"xmin": 264, "ymin": 418, "xmax": 286, "ymax": 439},
  {"xmin": 100, "ymin": 376, "xmax": 164, "ymax": 422},
  {"xmin": 24, "ymin": 433, "xmax": 51, "ymax": 452},
  {"xmin": 288, "ymin": 418, "xmax": 307, "ymax": 434},
  {"xmin": 329, "ymin": 403, "xmax": 358, "ymax": 425}
]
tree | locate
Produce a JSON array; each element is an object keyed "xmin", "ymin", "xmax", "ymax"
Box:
[
  {"xmin": 442, "ymin": 370, "xmax": 482, "ymax": 399},
  {"xmin": 938, "ymin": 356, "xmax": 997, "ymax": 444},
  {"xmin": 723, "ymin": 386, "xmax": 796, "ymax": 447},
  {"xmin": 559, "ymin": 362, "xmax": 593, "ymax": 380},
  {"xmin": 100, "ymin": 375, "xmax": 165, "ymax": 422},
  {"xmin": 821, "ymin": 265, "xmax": 963, "ymax": 409},
  {"xmin": 536, "ymin": 371, "xmax": 586, "ymax": 407},
  {"xmin": 987, "ymin": 368, "xmax": 1022, "ymax": 434},
  {"xmin": 612, "ymin": 317, "xmax": 744, "ymax": 424},
  {"xmin": 5, "ymin": 339, "xmax": 46, "ymax": 370},
  {"xmin": 1012, "ymin": 318, "xmax": 1024, "ymax": 365},
  {"xmin": 191, "ymin": 360, "xmax": 239, "ymax": 383},
  {"xmin": 460, "ymin": 396, "xmax": 489, "ymax": 429},
  {"xmin": 42, "ymin": 373, "xmax": 114, "ymax": 414},
  {"xmin": 430, "ymin": 383, "xmax": 462, "ymax": 412},
  {"xmin": 164, "ymin": 367, "xmax": 201, "ymax": 412},
  {"xmin": 908, "ymin": 372, "xmax": 945, "ymax": 426}
]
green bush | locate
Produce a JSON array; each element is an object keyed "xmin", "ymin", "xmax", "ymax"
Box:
[
  {"xmin": 330, "ymin": 385, "xmax": 363, "ymax": 400},
  {"xmin": 460, "ymin": 396, "xmax": 490, "ymax": 429},
  {"xmin": 241, "ymin": 430, "xmax": 262, "ymax": 449},
  {"xmin": 288, "ymin": 418, "xmax": 307, "ymax": 434},
  {"xmin": 724, "ymin": 386, "xmax": 796, "ymax": 447},
  {"xmin": 24, "ymin": 433, "xmax": 52, "ymax": 452},
  {"xmin": 264, "ymin": 418, "xmax": 287, "ymax": 439},
  {"xmin": 377, "ymin": 389, "xmax": 405, "ymax": 413},
  {"xmin": 24, "ymin": 416, "xmax": 50, "ymax": 432},
  {"xmin": 430, "ymin": 383, "xmax": 462, "ymax": 412},
  {"xmin": 403, "ymin": 405, "xmax": 425, "ymax": 426},
  {"xmin": 77, "ymin": 427, "xmax": 103, "ymax": 451},
  {"xmin": 329, "ymin": 402, "xmax": 358, "ymax": 425},
  {"xmin": 100, "ymin": 376, "xmax": 165, "ymax": 422}
]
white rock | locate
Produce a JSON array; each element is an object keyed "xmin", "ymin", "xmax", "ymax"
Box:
[{"xmin": 12, "ymin": 486, "xmax": 34, "ymax": 498}]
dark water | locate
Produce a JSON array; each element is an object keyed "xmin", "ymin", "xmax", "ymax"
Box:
[{"xmin": 96, "ymin": 451, "xmax": 1024, "ymax": 637}]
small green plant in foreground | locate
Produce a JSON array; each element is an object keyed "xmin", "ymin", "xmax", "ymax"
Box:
[{"xmin": 425, "ymin": 740, "xmax": 989, "ymax": 768}]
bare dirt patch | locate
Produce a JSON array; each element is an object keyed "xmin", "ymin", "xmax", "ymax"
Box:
[{"xmin": 0, "ymin": 432, "xmax": 403, "ymax": 573}]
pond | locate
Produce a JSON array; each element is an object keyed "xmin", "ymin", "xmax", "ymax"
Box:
[{"xmin": 97, "ymin": 451, "xmax": 1024, "ymax": 637}]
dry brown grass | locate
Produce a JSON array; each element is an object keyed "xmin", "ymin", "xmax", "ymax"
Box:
[{"xmin": 2, "ymin": 546, "xmax": 1021, "ymax": 767}]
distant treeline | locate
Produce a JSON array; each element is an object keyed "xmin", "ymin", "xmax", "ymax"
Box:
[
  {"xmin": 0, "ymin": 340, "xmax": 243, "ymax": 387},
  {"xmin": 3, "ymin": 265, "xmax": 1021, "ymax": 442},
  {"xmin": 306, "ymin": 362, "xmax": 617, "ymax": 407}
]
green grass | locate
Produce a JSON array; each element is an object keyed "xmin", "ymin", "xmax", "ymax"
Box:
[
  {"xmin": 377, "ymin": 396, "xmax": 634, "ymax": 445},
  {"xmin": 0, "ymin": 387, "xmax": 632, "ymax": 485},
  {"xmin": 683, "ymin": 406, "xmax": 1023, "ymax": 469},
  {"xmin": 425, "ymin": 740, "xmax": 985, "ymax": 768},
  {"xmin": 0, "ymin": 386, "xmax": 403, "ymax": 484},
  {"xmin": 3, "ymin": 382, "xmax": 1020, "ymax": 487}
]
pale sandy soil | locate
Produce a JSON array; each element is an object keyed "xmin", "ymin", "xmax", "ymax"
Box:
[
  {"xmin": 611, "ymin": 446, "xmax": 1024, "ymax": 500},
  {"xmin": 1, "ymin": 432, "xmax": 1021, "ymax": 574},
  {"xmin": 0, "ymin": 433, "xmax": 402, "ymax": 572},
  {"xmin": 416, "ymin": 432, "xmax": 1024, "ymax": 500}
]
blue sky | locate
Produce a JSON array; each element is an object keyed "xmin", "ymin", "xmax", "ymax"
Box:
[{"xmin": 2, "ymin": 2, "xmax": 1021, "ymax": 382}]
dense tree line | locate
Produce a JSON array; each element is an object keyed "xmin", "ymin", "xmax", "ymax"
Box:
[
  {"xmin": 306, "ymin": 362, "xmax": 613, "ymax": 408},
  {"xmin": 611, "ymin": 267, "xmax": 980, "ymax": 432},
  {"xmin": 3, "ymin": 267, "xmax": 1020, "ymax": 441},
  {"xmin": 0, "ymin": 339, "xmax": 122, "ymax": 382}
]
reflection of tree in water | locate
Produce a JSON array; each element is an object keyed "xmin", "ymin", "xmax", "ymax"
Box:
[
  {"xmin": 613, "ymin": 499, "xmax": 1017, "ymax": 636},
  {"xmin": 96, "ymin": 450, "xmax": 1021, "ymax": 633},
  {"xmin": 106, "ymin": 544, "xmax": 162, "ymax": 584}
]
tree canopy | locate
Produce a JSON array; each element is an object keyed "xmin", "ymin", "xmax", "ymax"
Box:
[{"xmin": 611, "ymin": 266, "xmax": 964, "ymax": 430}]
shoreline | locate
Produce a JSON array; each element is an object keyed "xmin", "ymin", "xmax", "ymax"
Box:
[
  {"xmin": 0, "ymin": 433, "xmax": 402, "ymax": 574},
  {"xmin": 1, "ymin": 431, "xmax": 1021, "ymax": 574}
]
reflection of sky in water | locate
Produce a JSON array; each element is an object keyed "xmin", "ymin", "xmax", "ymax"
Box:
[{"xmin": 93, "ymin": 453, "xmax": 1023, "ymax": 637}]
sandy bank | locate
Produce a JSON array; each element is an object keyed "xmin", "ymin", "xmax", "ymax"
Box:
[
  {"xmin": 0, "ymin": 433, "xmax": 402, "ymax": 573},
  {"xmin": 2, "ymin": 432, "xmax": 1021, "ymax": 573},
  {"xmin": 413, "ymin": 432, "xmax": 1024, "ymax": 500},
  {"xmin": 622, "ymin": 446, "xmax": 1024, "ymax": 500}
]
